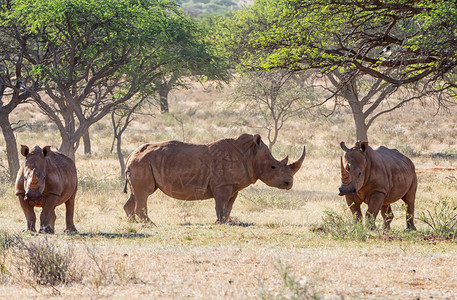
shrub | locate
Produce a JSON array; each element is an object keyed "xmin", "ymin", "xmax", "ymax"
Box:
[{"xmin": 14, "ymin": 238, "xmax": 80, "ymax": 286}]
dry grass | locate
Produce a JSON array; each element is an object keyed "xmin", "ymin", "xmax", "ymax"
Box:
[{"xmin": 0, "ymin": 81, "xmax": 457, "ymax": 298}]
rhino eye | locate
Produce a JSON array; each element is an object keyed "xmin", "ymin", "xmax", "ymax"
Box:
[
  {"xmin": 271, "ymin": 165, "xmax": 276, "ymax": 169},
  {"xmin": 358, "ymin": 172, "xmax": 361, "ymax": 176}
]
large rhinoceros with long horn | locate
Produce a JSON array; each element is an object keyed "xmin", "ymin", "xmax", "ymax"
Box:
[
  {"xmin": 123, "ymin": 134, "xmax": 305, "ymax": 224},
  {"xmin": 339, "ymin": 141, "xmax": 417, "ymax": 230}
]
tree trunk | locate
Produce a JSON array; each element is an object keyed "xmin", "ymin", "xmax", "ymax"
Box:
[
  {"xmin": 352, "ymin": 110, "xmax": 369, "ymax": 141},
  {"xmin": 59, "ymin": 136, "xmax": 76, "ymax": 161},
  {"xmin": 158, "ymin": 85, "xmax": 170, "ymax": 113},
  {"xmin": 83, "ymin": 128, "xmax": 91, "ymax": 155},
  {"xmin": 340, "ymin": 77, "xmax": 370, "ymax": 141},
  {"xmin": 116, "ymin": 134, "xmax": 126, "ymax": 181},
  {"xmin": 0, "ymin": 116, "xmax": 20, "ymax": 182}
]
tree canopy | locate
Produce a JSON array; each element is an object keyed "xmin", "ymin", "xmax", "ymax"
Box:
[
  {"xmin": 218, "ymin": 0, "xmax": 457, "ymax": 140},
  {"xmin": 231, "ymin": 0, "xmax": 457, "ymax": 87},
  {"xmin": 1, "ymin": 0, "xmax": 228, "ymax": 159}
]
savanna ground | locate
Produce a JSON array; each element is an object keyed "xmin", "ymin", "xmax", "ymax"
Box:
[{"xmin": 1, "ymin": 82, "xmax": 457, "ymax": 299}]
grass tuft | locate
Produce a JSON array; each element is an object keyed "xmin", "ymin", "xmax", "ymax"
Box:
[
  {"xmin": 260, "ymin": 259, "xmax": 320, "ymax": 300},
  {"xmin": 312, "ymin": 209, "xmax": 373, "ymax": 241},
  {"xmin": 418, "ymin": 198, "xmax": 457, "ymax": 240}
]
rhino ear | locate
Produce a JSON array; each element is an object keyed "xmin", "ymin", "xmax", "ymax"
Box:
[
  {"xmin": 360, "ymin": 141, "xmax": 368, "ymax": 153},
  {"xmin": 253, "ymin": 134, "xmax": 262, "ymax": 147},
  {"xmin": 21, "ymin": 145, "xmax": 29, "ymax": 157},
  {"xmin": 42, "ymin": 146, "xmax": 52, "ymax": 157}
]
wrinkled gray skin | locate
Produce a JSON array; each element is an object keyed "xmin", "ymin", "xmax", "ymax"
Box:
[
  {"xmin": 339, "ymin": 141, "xmax": 417, "ymax": 230},
  {"xmin": 15, "ymin": 145, "xmax": 78, "ymax": 234},
  {"xmin": 124, "ymin": 134, "xmax": 305, "ymax": 224}
]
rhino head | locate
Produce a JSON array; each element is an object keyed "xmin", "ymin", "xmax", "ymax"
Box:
[
  {"xmin": 21, "ymin": 145, "xmax": 51, "ymax": 202},
  {"xmin": 338, "ymin": 141, "xmax": 368, "ymax": 196},
  {"xmin": 247, "ymin": 134, "xmax": 305, "ymax": 190}
]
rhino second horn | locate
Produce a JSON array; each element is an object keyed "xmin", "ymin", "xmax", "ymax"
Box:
[
  {"xmin": 289, "ymin": 145, "xmax": 306, "ymax": 174},
  {"xmin": 340, "ymin": 141, "xmax": 349, "ymax": 152},
  {"xmin": 280, "ymin": 156, "xmax": 289, "ymax": 166}
]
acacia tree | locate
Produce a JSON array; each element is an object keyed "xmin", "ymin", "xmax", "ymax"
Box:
[
  {"xmin": 8, "ymin": 0, "xmax": 226, "ymax": 159},
  {"xmin": 223, "ymin": 0, "xmax": 457, "ymax": 140},
  {"xmin": 110, "ymin": 97, "xmax": 152, "ymax": 181},
  {"xmin": 235, "ymin": 70, "xmax": 312, "ymax": 150},
  {"xmin": 0, "ymin": 1, "xmax": 41, "ymax": 180}
]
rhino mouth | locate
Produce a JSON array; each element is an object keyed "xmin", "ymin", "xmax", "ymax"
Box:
[
  {"xmin": 338, "ymin": 185, "xmax": 357, "ymax": 196},
  {"xmin": 24, "ymin": 193, "xmax": 43, "ymax": 202}
]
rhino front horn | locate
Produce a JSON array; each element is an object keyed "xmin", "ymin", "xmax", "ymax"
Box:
[
  {"xmin": 341, "ymin": 156, "xmax": 350, "ymax": 184},
  {"xmin": 289, "ymin": 145, "xmax": 306, "ymax": 174}
]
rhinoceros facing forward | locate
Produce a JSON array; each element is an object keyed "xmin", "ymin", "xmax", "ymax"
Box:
[
  {"xmin": 123, "ymin": 134, "xmax": 305, "ymax": 223},
  {"xmin": 15, "ymin": 145, "xmax": 78, "ymax": 234},
  {"xmin": 339, "ymin": 141, "xmax": 417, "ymax": 230}
]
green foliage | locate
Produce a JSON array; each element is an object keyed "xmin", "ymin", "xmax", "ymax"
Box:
[
  {"xmin": 419, "ymin": 198, "xmax": 457, "ymax": 239},
  {"xmin": 224, "ymin": 0, "xmax": 457, "ymax": 86}
]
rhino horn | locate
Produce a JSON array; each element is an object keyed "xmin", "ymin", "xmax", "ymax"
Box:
[
  {"xmin": 289, "ymin": 145, "xmax": 306, "ymax": 174},
  {"xmin": 30, "ymin": 169, "xmax": 38, "ymax": 187},
  {"xmin": 340, "ymin": 157, "xmax": 350, "ymax": 183},
  {"xmin": 340, "ymin": 141, "xmax": 349, "ymax": 152}
]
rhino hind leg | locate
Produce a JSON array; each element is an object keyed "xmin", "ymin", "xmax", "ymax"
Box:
[
  {"xmin": 402, "ymin": 192, "xmax": 416, "ymax": 230},
  {"xmin": 381, "ymin": 204, "xmax": 394, "ymax": 230},
  {"xmin": 123, "ymin": 193, "xmax": 136, "ymax": 222},
  {"xmin": 64, "ymin": 194, "xmax": 78, "ymax": 233},
  {"xmin": 132, "ymin": 189, "xmax": 154, "ymax": 224}
]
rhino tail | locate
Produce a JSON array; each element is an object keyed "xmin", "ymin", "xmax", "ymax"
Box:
[{"xmin": 123, "ymin": 179, "xmax": 128, "ymax": 193}]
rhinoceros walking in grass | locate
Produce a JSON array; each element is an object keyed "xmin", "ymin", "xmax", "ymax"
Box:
[
  {"xmin": 123, "ymin": 134, "xmax": 305, "ymax": 223},
  {"xmin": 15, "ymin": 145, "xmax": 78, "ymax": 234},
  {"xmin": 338, "ymin": 141, "xmax": 417, "ymax": 230}
]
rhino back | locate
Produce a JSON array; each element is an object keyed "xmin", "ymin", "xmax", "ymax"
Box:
[
  {"xmin": 375, "ymin": 146, "xmax": 415, "ymax": 172},
  {"xmin": 44, "ymin": 152, "xmax": 77, "ymax": 199},
  {"xmin": 369, "ymin": 146, "xmax": 416, "ymax": 200}
]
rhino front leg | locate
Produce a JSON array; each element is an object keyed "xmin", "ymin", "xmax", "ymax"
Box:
[
  {"xmin": 18, "ymin": 195, "xmax": 37, "ymax": 232},
  {"xmin": 39, "ymin": 194, "xmax": 59, "ymax": 234},
  {"xmin": 224, "ymin": 192, "xmax": 239, "ymax": 223},
  {"xmin": 345, "ymin": 195, "xmax": 362, "ymax": 221},
  {"xmin": 214, "ymin": 187, "xmax": 233, "ymax": 224},
  {"xmin": 365, "ymin": 192, "xmax": 385, "ymax": 230},
  {"xmin": 381, "ymin": 204, "xmax": 394, "ymax": 230}
]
